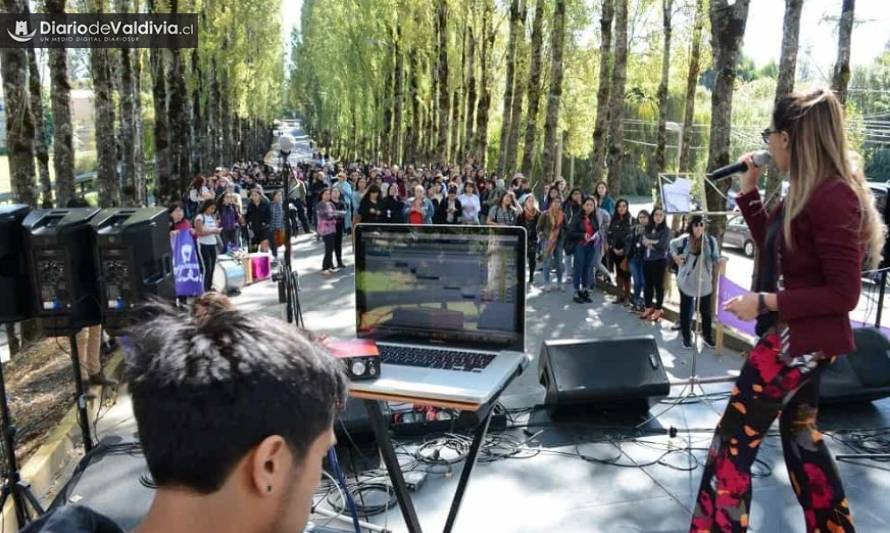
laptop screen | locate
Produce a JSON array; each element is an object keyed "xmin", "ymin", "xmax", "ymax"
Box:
[{"xmin": 354, "ymin": 224, "xmax": 526, "ymax": 352}]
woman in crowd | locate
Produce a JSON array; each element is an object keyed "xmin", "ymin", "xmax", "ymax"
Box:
[
  {"xmin": 357, "ymin": 184, "xmax": 385, "ymax": 224},
  {"xmin": 427, "ymin": 184, "xmax": 441, "ymax": 212},
  {"xmin": 352, "ymin": 175, "xmax": 368, "ymax": 219},
  {"xmin": 541, "ymin": 185, "xmax": 562, "ymax": 212},
  {"xmin": 382, "ymin": 184, "xmax": 404, "ymax": 223},
  {"xmin": 607, "ymin": 199, "xmax": 633, "ymax": 304},
  {"xmin": 193, "ymin": 199, "xmax": 222, "ymax": 292},
  {"xmin": 218, "ymin": 192, "xmax": 241, "ymax": 253},
  {"xmin": 589, "ymin": 196, "xmax": 613, "ymax": 288},
  {"xmin": 567, "ymin": 197, "xmax": 600, "ymax": 304},
  {"xmin": 333, "ymin": 172, "xmax": 354, "ymax": 233},
  {"xmin": 459, "ymin": 182, "xmax": 481, "ymax": 224},
  {"xmin": 488, "ymin": 191, "xmax": 518, "ymax": 226},
  {"xmin": 593, "ymin": 180, "xmax": 615, "ymax": 215},
  {"xmin": 330, "ymin": 187, "xmax": 348, "ymax": 270},
  {"xmin": 315, "ymin": 188, "xmax": 344, "ymax": 275},
  {"xmin": 691, "ymin": 90, "xmax": 882, "ymax": 533},
  {"xmin": 269, "ymin": 191, "xmax": 286, "ymax": 260},
  {"xmin": 186, "ymin": 175, "xmax": 209, "ymax": 218},
  {"xmin": 516, "ymin": 195, "xmax": 541, "ymax": 288},
  {"xmin": 537, "ymin": 195, "xmax": 566, "ymax": 292},
  {"xmin": 562, "ymin": 188, "xmax": 585, "ymax": 278},
  {"xmin": 670, "ymin": 215, "xmax": 721, "ymax": 349},
  {"xmin": 245, "ymin": 188, "xmax": 271, "ymax": 253},
  {"xmin": 308, "ymin": 171, "xmax": 328, "ymax": 237},
  {"xmin": 435, "ymin": 186, "xmax": 463, "ymax": 224},
  {"xmin": 625, "ymin": 210, "xmax": 649, "ymax": 312},
  {"xmin": 640, "ymin": 207, "xmax": 670, "ymax": 322},
  {"xmin": 169, "ymin": 202, "xmax": 192, "ymax": 235}
]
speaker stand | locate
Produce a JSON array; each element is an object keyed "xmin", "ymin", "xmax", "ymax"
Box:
[
  {"xmin": 278, "ymin": 149, "xmax": 304, "ymax": 329},
  {"xmin": 0, "ymin": 324, "xmax": 45, "ymax": 526},
  {"xmin": 67, "ymin": 333, "xmax": 95, "ymax": 453}
]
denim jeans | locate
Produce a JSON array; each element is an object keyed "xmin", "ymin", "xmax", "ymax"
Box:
[
  {"xmin": 588, "ymin": 242, "xmax": 612, "ymax": 286},
  {"xmin": 629, "ymin": 257, "xmax": 645, "ymax": 305},
  {"xmin": 573, "ymin": 244, "xmax": 595, "ymax": 292},
  {"xmin": 542, "ymin": 244, "xmax": 564, "ymax": 285}
]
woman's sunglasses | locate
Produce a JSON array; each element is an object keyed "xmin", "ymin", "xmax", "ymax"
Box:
[{"xmin": 761, "ymin": 128, "xmax": 777, "ymax": 144}]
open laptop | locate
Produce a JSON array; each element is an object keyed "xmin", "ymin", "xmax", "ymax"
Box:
[{"xmin": 350, "ymin": 224, "xmax": 529, "ymax": 405}]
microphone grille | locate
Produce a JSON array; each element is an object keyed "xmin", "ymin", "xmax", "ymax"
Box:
[{"xmin": 753, "ymin": 150, "xmax": 772, "ymax": 167}]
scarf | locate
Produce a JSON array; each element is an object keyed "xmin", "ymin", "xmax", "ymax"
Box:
[{"xmin": 545, "ymin": 210, "xmax": 564, "ymax": 255}]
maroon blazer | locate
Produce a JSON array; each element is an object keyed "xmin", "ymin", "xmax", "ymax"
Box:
[{"xmin": 737, "ymin": 178, "xmax": 864, "ymax": 357}]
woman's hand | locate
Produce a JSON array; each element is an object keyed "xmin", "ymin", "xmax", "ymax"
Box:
[
  {"xmin": 723, "ymin": 293, "xmax": 759, "ymax": 321},
  {"xmin": 738, "ymin": 152, "xmax": 763, "ymax": 194},
  {"xmin": 674, "ymin": 255, "xmax": 685, "ymax": 267}
]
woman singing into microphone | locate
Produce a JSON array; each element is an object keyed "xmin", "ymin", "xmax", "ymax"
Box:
[{"xmin": 691, "ymin": 89, "xmax": 885, "ymax": 533}]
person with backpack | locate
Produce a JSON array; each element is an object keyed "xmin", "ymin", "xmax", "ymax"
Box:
[{"xmin": 670, "ymin": 215, "xmax": 723, "ymax": 349}]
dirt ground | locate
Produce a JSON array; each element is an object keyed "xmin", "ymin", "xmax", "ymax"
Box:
[{"xmin": 2, "ymin": 337, "xmax": 104, "ymax": 464}]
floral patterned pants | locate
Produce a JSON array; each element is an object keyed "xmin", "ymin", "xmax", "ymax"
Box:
[{"xmin": 691, "ymin": 331, "xmax": 855, "ymax": 532}]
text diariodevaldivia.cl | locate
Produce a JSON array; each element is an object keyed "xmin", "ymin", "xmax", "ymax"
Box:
[{"xmin": 38, "ymin": 20, "xmax": 195, "ymax": 36}]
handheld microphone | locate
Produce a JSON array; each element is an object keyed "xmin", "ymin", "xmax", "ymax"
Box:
[{"xmin": 706, "ymin": 150, "xmax": 771, "ymax": 180}]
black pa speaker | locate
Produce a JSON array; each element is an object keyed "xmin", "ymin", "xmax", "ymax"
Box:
[
  {"xmin": 91, "ymin": 208, "xmax": 175, "ymax": 335},
  {"xmin": 22, "ymin": 208, "xmax": 102, "ymax": 335},
  {"xmin": 538, "ymin": 335, "xmax": 670, "ymax": 415},
  {"xmin": 819, "ymin": 327, "xmax": 890, "ymax": 404},
  {"xmin": 0, "ymin": 204, "xmax": 32, "ymax": 323}
]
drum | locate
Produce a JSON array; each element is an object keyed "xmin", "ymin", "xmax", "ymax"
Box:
[
  {"xmin": 250, "ymin": 252, "xmax": 272, "ymax": 281},
  {"xmin": 212, "ymin": 254, "xmax": 246, "ymax": 294}
]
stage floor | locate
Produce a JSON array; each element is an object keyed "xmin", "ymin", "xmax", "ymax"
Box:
[{"xmin": 61, "ymin": 234, "xmax": 890, "ymax": 533}]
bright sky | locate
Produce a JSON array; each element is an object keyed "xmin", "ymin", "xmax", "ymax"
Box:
[{"xmin": 280, "ymin": 0, "xmax": 889, "ymax": 74}]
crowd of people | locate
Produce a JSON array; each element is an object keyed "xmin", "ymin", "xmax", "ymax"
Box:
[{"xmin": 262, "ymin": 160, "xmax": 725, "ymax": 349}]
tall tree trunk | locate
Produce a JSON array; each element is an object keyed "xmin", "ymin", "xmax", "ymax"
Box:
[
  {"xmin": 428, "ymin": 53, "xmax": 438, "ymax": 162},
  {"xmin": 27, "ymin": 47, "xmax": 52, "ymax": 208},
  {"xmin": 191, "ymin": 48, "xmax": 202, "ymax": 175},
  {"xmin": 677, "ymin": 0, "xmax": 703, "ymax": 173},
  {"xmin": 452, "ymin": 8, "xmax": 467, "ymax": 163},
  {"xmin": 831, "ymin": 0, "xmax": 855, "ymax": 106},
  {"xmin": 463, "ymin": 21, "xmax": 477, "ymax": 164},
  {"xmin": 116, "ymin": 0, "xmax": 137, "ymax": 205},
  {"xmin": 47, "ymin": 0, "xmax": 75, "ymax": 206},
  {"xmin": 764, "ymin": 0, "xmax": 803, "ymax": 211},
  {"xmin": 541, "ymin": 0, "xmax": 567, "ymax": 183},
  {"xmin": 0, "ymin": 0, "xmax": 36, "ymax": 207},
  {"xmin": 590, "ymin": 0, "xmax": 614, "ymax": 185},
  {"xmin": 167, "ymin": 0, "xmax": 191, "ymax": 194},
  {"xmin": 436, "ymin": 0, "xmax": 450, "ymax": 164},
  {"xmin": 605, "ymin": 0, "xmax": 628, "ymax": 196},
  {"xmin": 90, "ymin": 0, "xmax": 118, "ymax": 208},
  {"xmin": 705, "ymin": 0, "xmax": 751, "ymax": 242},
  {"xmin": 474, "ymin": 0, "xmax": 495, "ymax": 168},
  {"xmin": 405, "ymin": 48, "xmax": 420, "ymax": 164},
  {"xmin": 497, "ymin": 0, "xmax": 524, "ymax": 177},
  {"xmin": 221, "ymin": 67, "xmax": 233, "ymax": 165},
  {"xmin": 382, "ymin": 31, "xmax": 395, "ymax": 164},
  {"xmin": 520, "ymin": 0, "xmax": 546, "ymax": 178},
  {"xmin": 133, "ymin": 48, "xmax": 146, "ymax": 205},
  {"xmin": 392, "ymin": 27, "xmax": 404, "ymax": 166},
  {"xmin": 504, "ymin": 0, "xmax": 527, "ymax": 177},
  {"xmin": 149, "ymin": 0, "xmax": 172, "ymax": 204},
  {"xmin": 650, "ymin": 0, "xmax": 673, "ymax": 179}
]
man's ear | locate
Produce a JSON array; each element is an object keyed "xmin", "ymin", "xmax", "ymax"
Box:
[{"xmin": 250, "ymin": 435, "xmax": 290, "ymax": 497}]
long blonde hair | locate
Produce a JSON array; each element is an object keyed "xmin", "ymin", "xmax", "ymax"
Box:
[{"xmin": 775, "ymin": 89, "xmax": 886, "ymax": 269}]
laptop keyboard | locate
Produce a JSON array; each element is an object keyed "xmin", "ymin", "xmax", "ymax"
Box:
[{"xmin": 379, "ymin": 345, "xmax": 496, "ymax": 372}]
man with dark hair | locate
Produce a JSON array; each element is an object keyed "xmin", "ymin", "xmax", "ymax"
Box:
[
  {"xmin": 23, "ymin": 299, "xmax": 346, "ymax": 533},
  {"xmin": 126, "ymin": 301, "xmax": 347, "ymax": 533}
]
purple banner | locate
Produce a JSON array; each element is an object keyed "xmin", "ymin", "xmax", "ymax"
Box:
[
  {"xmin": 718, "ymin": 275, "xmax": 890, "ymax": 340},
  {"xmin": 717, "ymin": 276, "xmax": 757, "ymax": 337},
  {"xmin": 171, "ymin": 229, "xmax": 204, "ymax": 297}
]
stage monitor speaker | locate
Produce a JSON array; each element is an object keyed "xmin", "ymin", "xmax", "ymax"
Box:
[
  {"xmin": 538, "ymin": 335, "xmax": 669, "ymax": 415},
  {"xmin": 91, "ymin": 208, "xmax": 175, "ymax": 335},
  {"xmin": 820, "ymin": 327, "xmax": 890, "ymax": 404},
  {"xmin": 0, "ymin": 205, "xmax": 32, "ymax": 323},
  {"xmin": 22, "ymin": 208, "xmax": 102, "ymax": 335}
]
